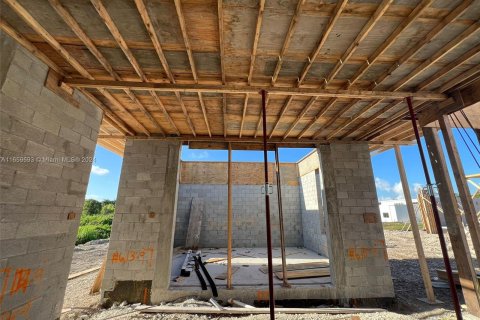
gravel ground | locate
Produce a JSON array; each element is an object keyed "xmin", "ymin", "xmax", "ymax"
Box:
[{"xmin": 61, "ymin": 230, "xmax": 479, "ymax": 320}]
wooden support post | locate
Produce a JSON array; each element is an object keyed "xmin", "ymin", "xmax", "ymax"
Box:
[
  {"xmin": 227, "ymin": 143, "xmax": 233, "ymax": 289},
  {"xmin": 423, "ymin": 127, "xmax": 480, "ymax": 317},
  {"xmin": 475, "ymin": 129, "xmax": 480, "ymax": 145},
  {"xmin": 439, "ymin": 115, "xmax": 480, "ymax": 261},
  {"xmin": 274, "ymin": 146, "xmax": 290, "ymax": 288},
  {"xmin": 394, "ymin": 145, "xmax": 436, "ymax": 303}
]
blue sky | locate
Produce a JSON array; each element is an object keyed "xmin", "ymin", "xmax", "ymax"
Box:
[{"xmin": 86, "ymin": 128, "xmax": 479, "ymax": 201}]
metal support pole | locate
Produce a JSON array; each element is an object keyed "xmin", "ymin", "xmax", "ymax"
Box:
[
  {"xmin": 227, "ymin": 143, "xmax": 233, "ymax": 289},
  {"xmin": 261, "ymin": 89, "xmax": 275, "ymax": 320},
  {"xmin": 405, "ymin": 96, "xmax": 462, "ymax": 319},
  {"xmin": 274, "ymin": 146, "xmax": 290, "ymax": 288}
]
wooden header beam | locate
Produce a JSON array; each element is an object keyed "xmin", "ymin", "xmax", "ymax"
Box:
[{"xmin": 63, "ymin": 79, "xmax": 447, "ymax": 101}]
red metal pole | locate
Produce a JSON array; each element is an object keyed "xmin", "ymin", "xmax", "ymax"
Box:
[
  {"xmin": 406, "ymin": 96, "xmax": 462, "ymax": 319},
  {"xmin": 261, "ymin": 89, "xmax": 275, "ymax": 320}
]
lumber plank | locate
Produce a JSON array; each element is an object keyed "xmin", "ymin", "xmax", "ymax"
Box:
[
  {"xmin": 140, "ymin": 306, "xmax": 384, "ymax": 314},
  {"xmin": 185, "ymin": 198, "xmax": 205, "ymax": 249},
  {"xmin": 275, "ymin": 268, "xmax": 330, "ymax": 280},
  {"xmin": 259, "ymin": 261, "xmax": 329, "ymax": 274}
]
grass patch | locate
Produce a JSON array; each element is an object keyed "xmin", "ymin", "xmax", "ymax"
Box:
[
  {"xmin": 382, "ymin": 222, "xmax": 408, "ymax": 231},
  {"xmin": 76, "ymin": 213, "xmax": 114, "ymax": 245}
]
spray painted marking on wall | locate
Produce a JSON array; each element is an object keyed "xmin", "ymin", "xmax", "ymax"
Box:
[
  {"xmin": 111, "ymin": 247, "xmax": 154, "ymax": 267},
  {"xmin": 0, "ymin": 267, "xmax": 44, "ymax": 319},
  {"xmin": 347, "ymin": 240, "xmax": 388, "ymax": 261}
]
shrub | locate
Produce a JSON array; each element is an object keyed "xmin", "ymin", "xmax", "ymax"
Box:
[
  {"xmin": 76, "ymin": 224, "xmax": 111, "ymax": 245},
  {"xmin": 80, "ymin": 213, "xmax": 114, "ymax": 227},
  {"xmin": 82, "ymin": 199, "xmax": 102, "ymax": 215},
  {"xmin": 100, "ymin": 203, "xmax": 115, "ymax": 215}
]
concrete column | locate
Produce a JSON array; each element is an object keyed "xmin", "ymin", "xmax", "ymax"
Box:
[
  {"xmin": 102, "ymin": 139, "xmax": 181, "ymax": 305},
  {"xmin": 0, "ymin": 33, "xmax": 102, "ymax": 319},
  {"xmin": 317, "ymin": 143, "xmax": 394, "ymax": 299}
]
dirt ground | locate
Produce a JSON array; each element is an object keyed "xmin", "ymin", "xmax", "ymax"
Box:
[{"xmin": 61, "ymin": 230, "xmax": 479, "ymax": 320}]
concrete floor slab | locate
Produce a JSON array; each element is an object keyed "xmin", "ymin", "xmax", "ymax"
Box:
[{"xmin": 170, "ymin": 247, "xmax": 332, "ymax": 289}]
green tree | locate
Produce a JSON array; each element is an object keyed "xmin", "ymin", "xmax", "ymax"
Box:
[
  {"xmin": 100, "ymin": 203, "xmax": 115, "ymax": 215},
  {"xmin": 102, "ymin": 199, "xmax": 115, "ymax": 206},
  {"xmin": 82, "ymin": 199, "xmax": 102, "ymax": 215}
]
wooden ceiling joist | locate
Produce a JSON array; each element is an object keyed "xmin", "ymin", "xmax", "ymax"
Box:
[
  {"xmin": 324, "ymin": 0, "xmax": 394, "ymax": 86},
  {"xmin": 299, "ymin": 0, "xmax": 400, "ymax": 138},
  {"xmin": 90, "ymin": 0, "xmax": 168, "ymax": 136},
  {"xmin": 3, "ymin": 0, "xmax": 148, "ymax": 137},
  {"xmin": 372, "ymin": 0, "xmax": 474, "ymax": 89},
  {"xmin": 173, "ymin": 0, "xmax": 210, "ymax": 137},
  {"xmin": 63, "ymin": 80, "xmax": 447, "ymax": 101},
  {"xmin": 271, "ymin": 0, "xmax": 305, "ymax": 85},
  {"xmin": 270, "ymin": 0, "xmax": 348, "ymax": 139},
  {"xmin": 351, "ymin": 26, "xmax": 480, "ymax": 141},
  {"xmin": 348, "ymin": 0, "xmax": 434, "ymax": 87},
  {"xmin": 0, "ymin": 18, "xmax": 64, "ymax": 77},
  {"xmin": 326, "ymin": 18, "xmax": 480, "ymax": 140},
  {"xmin": 249, "ymin": 0, "xmax": 266, "ymax": 138},
  {"xmin": 2, "ymin": 0, "xmax": 479, "ymax": 154}
]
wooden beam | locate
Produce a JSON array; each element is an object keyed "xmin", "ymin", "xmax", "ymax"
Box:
[
  {"xmin": 301, "ymin": 0, "xmax": 394, "ymax": 136},
  {"xmin": 134, "ymin": 0, "xmax": 174, "ymax": 82},
  {"xmin": 416, "ymin": 43, "xmax": 480, "ymax": 91},
  {"xmin": 438, "ymin": 63, "xmax": 480, "ymax": 93},
  {"xmin": 250, "ymin": 0, "xmax": 267, "ymax": 138},
  {"xmin": 439, "ymin": 115, "xmax": 480, "ymax": 261},
  {"xmin": 79, "ymin": 89, "xmax": 134, "ymax": 136},
  {"xmin": 270, "ymin": 0, "xmax": 348, "ymax": 139},
  {"xmin": 247, "ymin": 0, "xmax": 265, "ymax": 85},
  {"xmin": 50, "ymin": 0, "xmax": 169, "ymax": 136},
  {"xmin": 348, "ymin": 0, "xmax": 433, "ymax": 87},
  {"xmin": 319, "ymin": 1, "xmax": 476, "ymax": 140},
  {"xmin": 283, "ymin": 97, "xmax": 318, "ymax": 139},
  {"xmin": 338, "ymin": 21, "xmax": 480, "ymax": 140},
  {"xmin": 3, "ymin": 0, "xmax": 148, "ymax": 136},
  {"xmin": 373, "ymin": 0, "xmax": 475, "ymax": 88},
  {"xmin": 423, "ymin": 127, "xmax": 480, "ymax": 317},
  {"xmin": 269, "ymin": 96, "xmax": 293, "ymax": 138},
  {"xmin": 90, "ymin": 0, "xmax": 167, "ymax": 135},
  {"xmin": 297, "ymin": 0, "xmax": 348, "ymax": 85},
  {"xmin": 239, "ymin": 94, "xmax": 249, "ymax": 138},
  {"xmin": 172, "ymin": 0, "xmax": 208, "ymax": 136},
  {"xmin": 49, "ymin": 0, "xmax": 171, "ymax": 134},
  {"xmin": 323, "ymin": 0, "xmax": 393, "ymax": 86},
  {"xmin": 297, "ymin": 98, "xmax": 336, "ymax": 138},
  {"xmin": 134, "ymin": 0, "xmax": 186, "ymax": 135},
  {"xmin": 323, "ymin": 100, "xmax": 381, "ymax": 139},
  {"xmin": 63, "ymin": 79, "xmax": 448, "ymax": 100},
  {"xmin": 271, "ymin": 0, "xmax": 305, "ymax": 85},
  {"xmin": 0, "ymin": 19, "xmax": 65, "ymax": 76},
  {"xmin": 313, "ymin": 99, "xmax": 359, "ymax": 139},
  {"xmin": 393, "ymin": 21, "xmax": 480, "ymax": 91},
  {"xmin": 217, "ymin": 0, "xmax": 225, "ymax": 85},
  {"xmin": 227, "ymin": 143, "xmax": 233, "ymax": 289},
  {"xmin": 223, "ymin": 93, "xmax": 227, "ymax": 137},
  {"xmin": 394, "ymin": 145, "xmax": 436, "ymax": 304}
]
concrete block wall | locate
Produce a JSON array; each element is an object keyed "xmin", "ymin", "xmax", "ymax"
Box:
[
  {"xmin": 297, "ymin": 151, "xmax": 329, "ymax": 256},
  {"xmin": 102, "ymin": 139, "xmax": 181, "ymax": 304},
  {"xmin": 318, "ymin": 143, "xmax": 394, "ymax": 299},
  {"xmin": 174, "ymin": 184, "xmax": 303, "ymax": 248},
  {"xmin": 0, "ymin": 32, "xmax": 102, "ymax": 319}
]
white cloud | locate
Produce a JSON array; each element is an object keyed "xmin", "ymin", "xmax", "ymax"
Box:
[
  {"xmin": 375, "ymin": 177, "xmax": 392, "ymax": 192},
  {"xmin": 412, "ymin": 182, "xmax": 423, "ymax": 193},
  {"xmin": 393, "ymin": 182, "xmax": 404, "ymax": 199},
  {"xmin": 189, "ymin": 150, "xmax": 209, "ymax": 160},
  {"xmin": 91, "ymin": 165, "xmax": 109, "ymax": 176}
]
